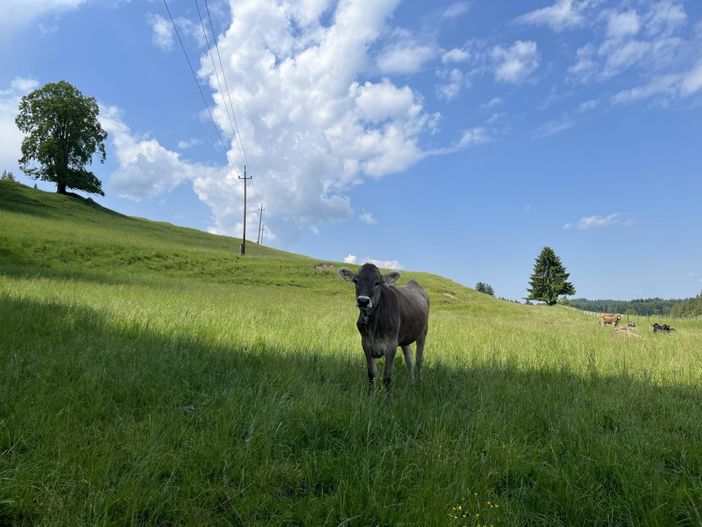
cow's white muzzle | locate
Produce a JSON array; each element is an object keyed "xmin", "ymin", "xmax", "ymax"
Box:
[{"xmin": 357, "ymin": 296, "xmax": 372, "ymax": 309}]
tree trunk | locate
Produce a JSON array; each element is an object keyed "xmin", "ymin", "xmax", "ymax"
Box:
[{"xmin": 57, "ymin": 181, "xmax": 67, "ymax": 194}]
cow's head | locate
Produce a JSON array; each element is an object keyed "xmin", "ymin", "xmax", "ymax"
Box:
[{"xmin": 337, "ymin": 263, "xmax": 401, "ymax": 312}]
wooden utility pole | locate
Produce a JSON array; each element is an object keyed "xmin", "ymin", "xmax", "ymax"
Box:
[
  {"xmin": 238, "ymin": 165, "xmax": 252, "ymax": 256},
  {"xmin": 256, "ymin": 204, "xmax": 265, "ymax": 244}
]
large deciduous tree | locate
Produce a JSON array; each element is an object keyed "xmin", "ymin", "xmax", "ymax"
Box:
[
  {"xmin": 15, "ymin": 81, "xmax": 107, "ymax": 196},
  {"xmin": 527, "ymin": 246, "xmax": 575, "ymax": 305}
]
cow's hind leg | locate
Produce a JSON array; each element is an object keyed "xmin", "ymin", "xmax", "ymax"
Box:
[
  {"xmin": 415, "ymin": 329, "xmax": 427, "ymax": 381},
  {"xmin": 402, "ymin": 345, "xmax": 415, "ymax": 383}
]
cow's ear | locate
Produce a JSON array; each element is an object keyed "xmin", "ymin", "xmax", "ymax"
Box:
[
  {"xmin": 337, "ymin": 267, "xmax": 355, "ymax": 282},
  {"xmin": 383, "ymin": 271, "xmax": 401, "ymax": 285}
]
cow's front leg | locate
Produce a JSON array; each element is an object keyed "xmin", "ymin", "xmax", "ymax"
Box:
[
  {"xmin": 401, "ymin": 345, "xmax": 414, "ymax": 383},
  {"xmin": 383, "ymin": 344, "xmax": 398, "ymax": 399},
  {"xmin": 364, "ymin": 351, "xmax": 377, "ymax": 394}
]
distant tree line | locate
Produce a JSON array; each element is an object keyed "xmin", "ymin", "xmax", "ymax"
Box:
[
  {"xmin": 670, "ymin": 292, "xmax": 702, "ymax": 318},
  {"xmin": 568, "ymin": 297, "xmax": 685, "ymax": 317}
]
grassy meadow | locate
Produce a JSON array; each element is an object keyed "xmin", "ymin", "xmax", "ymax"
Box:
[{"xmin": 1, "ymin": 181, "xmax": 702, "ymax": 526}]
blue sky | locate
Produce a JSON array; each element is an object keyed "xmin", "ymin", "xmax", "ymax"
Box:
[{"xmin": 1, "ymin": 0, "xmax": 701, "ymax": 300}]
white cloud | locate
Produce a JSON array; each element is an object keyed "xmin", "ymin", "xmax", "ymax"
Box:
[
  {"xmin": 568, "ymin": 1, "xmax": 691, "ymax": 83},
  {"xmin": 436, "ymin": 68, "xmax": 470, "ymax": 101},
  {"xmin": 606, "ymin": 9, "xmax": 641, "ymax": 39},
  {"xmin": 491, "ymin": 41, "xmax": 540, "ymax": 84},
  {"xmin": 147, "ymin": 13, "xmax": 207, "ymax": 52},
  {"xmin": 577, "ymin": 98, "xmax": 599, "ymax": 112},
  {"xmin": 681, "ymin": 62, "xmax": 702, "ymax": 96},
  {"xmin": 0, "ymin": 0, "xmax": 86, "ymax": 36},
  {"xmin": 485, "ymin": 111, "xmax": 505, "ymax": 125},
  {"xmin": 645, "ymin": 0, "xmax": 687, "ymax": 37},
  {"xmin": 611, "ymin": 73, "xmax": 679, "ymax": 103},
  {"xmin": 100, "ymin": 107, "xmax": 270, "ymax": 242},
  {"xmin": 569, "ymin": 43, "xmax": 599, "ymax": 81},
  {"xmin": 0, "ymin": 77, "xmax": 40, "ymax": 174},
  {"xmin": 101, "ymin": 106, "xmax": 273, "ymax": 239},
  {"xmin": 341, "ymin": 254, "xmax": 402, "ymax": 269},
  {"xmin": 515, "ymin": 0, "xmax": 591, "ymax": 32},
  {"xmin": 365, "ymin": 258, "xmax": 403, "ymax": 270},
  {"xmin": 183, "ymin": 0, "xmax": 479, "ymax": 240},
  {"xmin": 9, "ymin": 78, "xmax": 40, "ymax": 93},
  {"xmin": 100, "ymin": 105, "xmax": 218, "ymax": 200},
  {"xmin": 74, "ymin": 1, "xmax": 481, "ymax": 241},
  {"xmin": 424, "ymin": 127, "xmax": 489, "ymax": 157},
  {"xmin": 148, "ymin": 14, "xmax": 174, "ymax": 51},
  {"xmin": 177, "ymin": 138, "xmax": 203, "ymax": 149},
  {"xmin": 359, "ymin": 212, "xmax": 376, "ymax": 225},
  {"xmin": 354, "ymin": 79, "xmax": 420, "ymax": 123},
  {"xmin": 442, "ymin": 2, "xmax": 470, "ymax": 19},
  {"xmin": 563, "ymin": 212, "xmax": 630, "ymax": 230},
  {"xmin": 441, "ymin": 47, "xmax": 470, "ymax": 64},
  {"xmin": 482, "ymin": 97, "xmax": 503, "ymax": 109},
  {"xmin": 376, "ymin": 38, "xmax": 437, "ymax": 75},
  {"xmin": 533, "ymin": 117, "xmax": 574, "ymax": 138},
  {"xmin": 611, "ymin": 61, "xmax": 702, "ymax": 103}
]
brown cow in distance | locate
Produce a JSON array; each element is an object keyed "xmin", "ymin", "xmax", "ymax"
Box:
[
  {"xmin": 338, "ymin": 263, "xmax": 429, "ymax": 398},
  {"xmin": 599, "ymin": 313, "xmax": 622, "ymax": 326}
]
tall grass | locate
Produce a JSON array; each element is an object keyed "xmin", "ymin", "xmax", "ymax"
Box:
[{"xmin": 2, "ymin": 182, "xmax": 702, "ymax": 526}]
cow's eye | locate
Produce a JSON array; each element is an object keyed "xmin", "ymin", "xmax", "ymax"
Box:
[
  {"xmin": 374, "ymin": 281, "xmax": 381, "ymax": 286},
  {"xmin": 352, "ymin": 278, "xmax": 358, "ymax": 284}
]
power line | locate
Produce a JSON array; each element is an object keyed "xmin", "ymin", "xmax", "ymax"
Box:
[
  {"xmin": 194, "ymin": 0, "xmax": 237, "ymax": 142},
  {"xmin": 165, "ymin": 0, "xmax": 259, "ymax": 255},
  {"xmin": 205, "ymin": 0, "xmax": 258, "ymax": 257},
  {"xmin": 205, "ymin": 0, "xmax": 248, "ymax": 168},
  {"xmin": 163, "ymin": 0, "xmax": 225, "ymax": 148}
]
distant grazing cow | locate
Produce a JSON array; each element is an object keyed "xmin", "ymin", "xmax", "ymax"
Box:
[
  {"xmin": 599, "ymin": 313, "xmax": 622, "ymax": 326},
  {"xmin": 652, "ymin": 323, "xmax": 675, "ymax": 333},
  {"xmin": 338, "ymin": 263, "xmax": 429, "ymax": 397}
]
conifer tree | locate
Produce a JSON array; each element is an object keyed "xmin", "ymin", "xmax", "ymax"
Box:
[{"xmin": 527, "ymin": 246, "xmax": 575, "ymax": 305}]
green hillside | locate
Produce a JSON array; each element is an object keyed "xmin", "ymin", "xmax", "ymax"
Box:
[{"xmin": 2, "ymin": 180, "xmax": 702, "ymax": 526}]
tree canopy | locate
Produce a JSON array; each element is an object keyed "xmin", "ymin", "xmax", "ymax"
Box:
[
  {"xmin": 16, "ymin": 81, "xmax": 107, "ymax": 196},
  {"xmin": 670, "ymin": 292, "xmax": 702, "ymax": 318},
  {"xmin": 569, "ymin": 297, "xmax": 683, "ymax": 317},
  {"xmin": 526, "ymin": 246, "xmax": 575, "ymax": 305},
  {"xmin": 475, "ymin": 282, "xmax": 495, "ymax": 296}
]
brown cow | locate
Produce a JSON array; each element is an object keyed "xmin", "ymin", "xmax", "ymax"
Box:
[
  {"xmin": 599, "ymin": 313, "xmax": 622, "ymax": 326},
  {"xmin": 338, "ymin": 263, "xmax": 429, "ymax": 397}
]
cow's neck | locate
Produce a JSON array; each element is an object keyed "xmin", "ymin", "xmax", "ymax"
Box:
[{"xmin": 359, "ymin": 303, "xmax": 378, "ymax": 327}]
